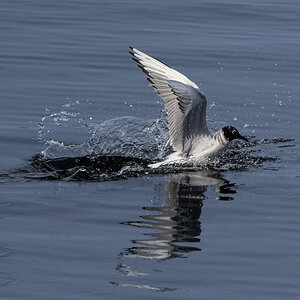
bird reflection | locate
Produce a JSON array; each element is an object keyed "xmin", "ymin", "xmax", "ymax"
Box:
[{"xmin": 121, "ymin": 170, "xmax": 236, "ymax": 260}]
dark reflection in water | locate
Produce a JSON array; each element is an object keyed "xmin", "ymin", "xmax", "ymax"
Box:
[{"xmin": 121, "ymin": 170, "xmax": 236, "ymax": 260}]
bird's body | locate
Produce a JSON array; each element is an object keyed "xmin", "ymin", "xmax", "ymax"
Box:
[
  {"xmin": 129, "ymin": 47, "xmax": 248, "ymax": 168},
  {"xmin": 149, "ymin": 129, "xmax": 229, "ymax": 168}
]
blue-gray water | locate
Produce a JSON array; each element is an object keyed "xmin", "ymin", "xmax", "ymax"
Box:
[{"xmin": 0, "ymin": 0, "xmax": 299, "ymax": 299}]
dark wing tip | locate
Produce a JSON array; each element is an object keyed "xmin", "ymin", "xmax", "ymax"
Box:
[
  {"xmin": 129, "ymin": 47, "xmax": 136, "ymax": 57},
  {"xmin": 147, "ymin": 77, "xmax": 154, "ymax": 84},
  {"xmin": 137, "ymin": 64, "xmax": 152, "ymax": 78},
  {"xmin": 131, "ymin": 57, "xmax": 140, "ymax": 64}
]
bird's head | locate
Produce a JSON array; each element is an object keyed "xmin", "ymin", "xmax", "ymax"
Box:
[{"xmin": 222, "ymin": 126, "xmax": 248, "ymax": 142}]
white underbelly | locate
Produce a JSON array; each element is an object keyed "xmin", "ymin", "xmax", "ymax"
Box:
[
  {"xmin": 149, "ymin": 140, "xmax": 228, "ymax": 169},
  {"xmin": 189, "ymin": 141, "xmax": 228, "ymax": 159}
]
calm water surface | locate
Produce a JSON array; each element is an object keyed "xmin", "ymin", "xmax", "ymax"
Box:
[{"xmin": 0, "ymin": 0, "xmax": 299, "ymax": 299}]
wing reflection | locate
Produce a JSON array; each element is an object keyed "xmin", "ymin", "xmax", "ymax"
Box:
[{"xmin": 122, "ymin": 170, "xmax": 236, "ymax": 260}]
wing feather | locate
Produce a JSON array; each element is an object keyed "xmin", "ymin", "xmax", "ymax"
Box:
[{"xmin": 129, "ymin": 47, "xmax": 209, "ymax": 152}]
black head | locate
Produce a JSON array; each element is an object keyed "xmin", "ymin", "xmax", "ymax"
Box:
[{"xmin": 222, "ymin": 126, "xmax": 248, "ymax": 142}]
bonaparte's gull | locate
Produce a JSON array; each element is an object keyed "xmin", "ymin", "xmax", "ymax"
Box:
[{"xmin": 129, "ymin": 47, "xmax": 248, "ymax": 168}]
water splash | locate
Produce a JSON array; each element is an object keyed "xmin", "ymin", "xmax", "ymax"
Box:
[
  {"xmin": 3, "ymin": 101, "xmax": 294, "ymax": 182},
  {"xmin": 38, "ymin": 100, "xmax": 93, "ymax": 145},
  {"xmin": 17, "ymin": 135, "xmax": 289, "ymax": 182}
]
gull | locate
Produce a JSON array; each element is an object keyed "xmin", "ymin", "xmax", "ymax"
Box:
[{"xmin": 129, "ymin": 47, "xmax": 248, "ymax": 168}]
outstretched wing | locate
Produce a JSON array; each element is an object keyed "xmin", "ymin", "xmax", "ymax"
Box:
[{"xmin": 129, "ymin": 47, "xmax": 209, "ymax": 152}]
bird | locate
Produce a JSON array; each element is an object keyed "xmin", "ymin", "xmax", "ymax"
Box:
[{"xmin": 129, "ymin": 47, "xmax": 248, "ymax": 168}]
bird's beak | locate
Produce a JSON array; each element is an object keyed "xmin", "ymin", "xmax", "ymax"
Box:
[{"xmin": 239, "ymin": 135, "xmax": 249, "ymax": 142}]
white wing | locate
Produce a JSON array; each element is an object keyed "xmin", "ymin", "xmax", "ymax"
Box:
[{"xmin": 129, "ymin": 47, "xmax": 209, "ymax": 152}]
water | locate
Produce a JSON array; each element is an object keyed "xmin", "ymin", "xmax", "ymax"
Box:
[{"xmin": 0, "ymin": 0, "xmax": 299, "ymax": 299}]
